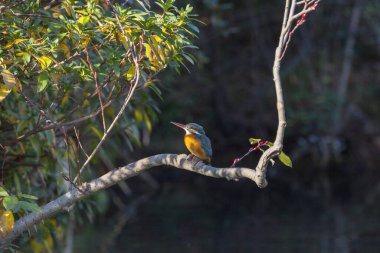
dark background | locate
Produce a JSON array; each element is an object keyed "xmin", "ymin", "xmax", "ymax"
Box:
[{"xmin": 75, "ymin": 0, "xmax": 380, "ymax": 252}]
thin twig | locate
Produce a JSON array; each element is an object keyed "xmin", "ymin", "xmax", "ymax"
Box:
[
  {"xmin": 62, "ymin": 174, "xmax": 85, "ymax": 194},
  {"xmin": 85, "ymin": 48, "xmax": 107, "ymax": 132},
  {"xmin": 74, "ymin": 127, "xmax": 89, "ymax": 158}
]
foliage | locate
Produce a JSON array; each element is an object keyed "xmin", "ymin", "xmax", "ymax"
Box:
[
  {"xmin": 0, "ymin": 0, "xmax": 199, "ymax": 249},
  {"xmin": 249, "ymin": 138, "xmax": 292, "ymax": 167}
]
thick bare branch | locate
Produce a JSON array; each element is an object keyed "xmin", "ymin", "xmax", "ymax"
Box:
[{"xmin": 0, "ymin": 153, "xmax": 260, "ymax": 245}]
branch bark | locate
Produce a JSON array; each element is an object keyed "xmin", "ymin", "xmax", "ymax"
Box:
[
  {"xmin": 0, "ymin": 153, "xmax": 261, "ymax": 245},
  {"xmin": 253, "ymin": 0, "xmax": 320, "ymax": 188}
]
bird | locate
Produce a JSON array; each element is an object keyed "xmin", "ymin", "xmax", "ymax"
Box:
[{"xmin": 171, "ymin": 122, "xmax": 213, "ymax": 164}]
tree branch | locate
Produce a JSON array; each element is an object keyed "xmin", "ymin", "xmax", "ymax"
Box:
[
  {"xmin": 0, "ymin": 153, "xmax": 261, "ymax": 245},
  {"xmin": 252, "ymin": 0, "xmax": 320, "ymax": 188}
]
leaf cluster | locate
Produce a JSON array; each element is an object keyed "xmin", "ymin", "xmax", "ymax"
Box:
[{"xmin": 0, "ymin": 0, "xmax": 199, "ymax": 248}]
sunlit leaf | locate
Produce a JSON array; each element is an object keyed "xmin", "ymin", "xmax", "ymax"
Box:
[
  {"xmin": 125, "ymin": 65, "xmax": 136, "ymax": 80},
  {"xmin": 3, "ymin": 42, "xmax": 14, "ymax": 49},
  {"xmin": 2, "ymin": 38, "xmax": 25, "ymax": 50},
  {"xmin": 14, "ymin": 38, "xmax": 26, "ymax": 45},
  {"xmin": 0, "ymin": 69, "xmax": 21, "ymax": 102},
  {"xmin": 1, "ymin": 69, "xmax": 18, "ymax": 89},
  {"xmin": 144, "ymin": 43, "xmax": 153, "ymax": 61},
  {"xmin": 249, "ymin": 138, "xmax": 261, "ymax": 145},
  {"xmin": 134, "ymin": 109, "xmax": 143, "ymax": 123},
  {"xmin": 36, "ymin": 56, "xmax": 52, "ymax": 70},
  {"xmin": 144, "ymin": 111, "xmax": 152, "ymax": 132},
  {"xmin": 279, "ymin": 151, "xmax": 293, "ymax": 168},
  {"xmin": 0, "ymin": 85, "xmax": 11, "ymax": 102},
  {"xmin": 117, "ymin": 31, "xmax": 130, "ymax": 51},
  {"xmin": 150, "ymin": 35, "xmax": 162, "ymax": 43},
  {"xmin": 78, "ymin": 15, "xmax": 90, "ymax": 25},
  {"xmin": 0, "ymin": 209, "xmax": 14, "ymax": 239}
]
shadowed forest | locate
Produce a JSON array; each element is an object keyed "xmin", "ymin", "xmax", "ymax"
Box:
[{"xmin": 1, "ymin": 0, "xmax": 379, "ymax": 252}]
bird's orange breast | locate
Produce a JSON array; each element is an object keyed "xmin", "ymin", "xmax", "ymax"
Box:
[{"xmin": 184, "ymin": 134, "xmax": 211, "ymax": 163}]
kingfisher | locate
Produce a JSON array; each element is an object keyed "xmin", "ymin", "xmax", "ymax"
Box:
[{"xmin": 171, "ymin": 122, "xmax": 213, "ymax": 164}]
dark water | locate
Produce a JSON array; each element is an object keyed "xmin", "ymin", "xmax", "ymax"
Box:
[{"xmin": 74, "ymin": 171, "xmax": 380, "ymax": 253}]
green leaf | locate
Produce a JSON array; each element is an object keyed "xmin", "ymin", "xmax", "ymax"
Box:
[
  {"xmin": 0, "ymin": 84, "xmax": 11, "ymax": 102},
  {"xmin": 145, "ymin": 82, "xmax": 163, "ymax": 100},
  {"xmin": 36, "ymin": 56, "xmax": 52, "ymax": 70},
  {"xmin": 114, "ymin": 63, "xmax": 120, "ymax": 78},
  {"xmin": 63, "ymin": 1, "xmax": 76, "ymax": 18},
  {"xmin": 18, "ymin": 201, "xmax": 40, "ymax": 213},
  {"xmin": 279, "ymin": 151, "xmax": 292, "ymax": 168},
  {"xmin": 134, "ymin": 109, "xmax": 144, "ymax": 123},
  {"xmin": 249, "ymin": 138, "xmax": 261, "ymax": 145},
  {"xmin": 1, "ymin": 69, "xmax": 18, "ymax": 90},
  {"xmin": 182, "ymin": 53, "xmax": 194, "ymax": 65},
  {"xmin": 14, "ymin": 38, "xmax": 26, "ymax": 44},
  {"xmin": 0, "ymin": 186, "xmax": 9, "ymax": 197},
  {"xmin": 187, "ymin": 23, "xmax": 199, "ymax": 33},
  {"xmin": 37, "ymin": 72, "xmax": 49, "ymax": 92},
  {"xmin": 125, "ymin": 65, "xmax": 136, "ymax": 80},
  {"xmin": 0, "ymin": 69, "xmax": 22, "ymax": 102},
  {"xmin": 78, "ymin": 15, "xmax": 90, "ymax": 25},
  {"xmin": 30, "ymin": 135, "xmax": 42, "ymax": 159},
  {"xmin": 13, "ymin": 173, "xmax": 21, "ymax": 195},
  {"xmin": 18, "ymin": 193, "xmax": 38, "ymax": 200},
  {"xmin": 3, "ymin": 196, "xmax": 19, "ymax": 212},
  {"xmin": 144, "ymin": 111, "xmax": 152, "ymax": 132},
  {"xmin": 90, "ymin": 125, "xmax": 103, "ymax": 139},
  {"xmin": 23, "ymin": 52, "xmax": 31, "ymax": 64}
]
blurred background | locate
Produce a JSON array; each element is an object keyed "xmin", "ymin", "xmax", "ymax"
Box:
[{"xmin": 72, "ymin": 0, "xmax": 380, "ymax": 252}]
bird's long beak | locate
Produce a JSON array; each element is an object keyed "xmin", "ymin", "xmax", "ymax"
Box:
[{"xmin": 171, "ymin": 121, "xmax": 187, "ymax": 130}]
